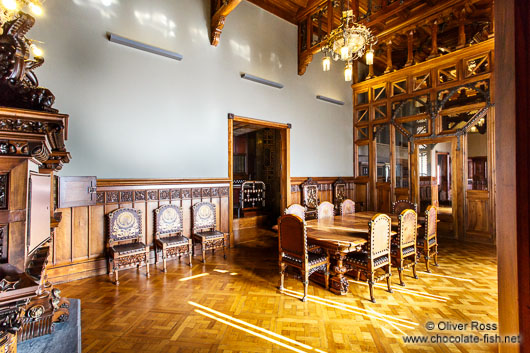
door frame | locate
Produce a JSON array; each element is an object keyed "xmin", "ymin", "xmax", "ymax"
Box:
[{"xmin": 227, "ymin": 114, "xmax": 291, "ymax": 246}]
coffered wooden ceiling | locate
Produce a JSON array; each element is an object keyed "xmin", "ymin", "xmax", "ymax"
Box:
[{"xmin": 246, "ymin": 0, "xmax": 321, "ymax": 24}]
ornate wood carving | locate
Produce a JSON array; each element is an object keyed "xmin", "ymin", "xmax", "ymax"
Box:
[{"xmin": 210, "ymin": 0, "xmax": 242, "ymax": 46}]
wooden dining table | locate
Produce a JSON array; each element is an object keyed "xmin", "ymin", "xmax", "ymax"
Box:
[{"xmin": 305, "ymin": 214, "xmax": 396, "ymax": 295}]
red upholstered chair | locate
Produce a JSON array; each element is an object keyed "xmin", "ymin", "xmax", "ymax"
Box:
[
  {"xmin": 392, "ymin": 199, "xmax": 417, "ymax": 215},
  {"xmin": 340, "ymin": 199, "xmax": 356, "ymax": 215},
  {"xmin": 317, "ymin": 201, "xmax": 334, "ymax": 220},
  {"xmin": 107, "ymin": 208, "xmax": 150, "ymax": 285},
  {"xmin": 391, "ymin": 209, "xmax": 418, "ymax": 286},
  {"xmin": 278, "ymin": 214, "xmax": 329, "ymax": 302},
  {"xmin": 345, "ymin": 214, "xmax": 393, "ymax": 303},
  {"xmin": 192, "ymin": 202, "xmax": 226, "ymax": 263},
  {"xmin": 417, "ymin": 205, "xmax": 439, "ymax": 272},
  {"xmin": 155, "ymin": 204, "xmax": 192, "ymax": 272}
]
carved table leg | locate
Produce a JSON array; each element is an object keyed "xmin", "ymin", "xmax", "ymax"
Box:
[{"xmin": 329, "ymin": 253, "xmax": 349, "ymax": 295}]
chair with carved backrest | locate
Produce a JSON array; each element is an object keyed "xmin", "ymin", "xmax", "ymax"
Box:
[
  {"xmin": 340, "ymin": 199, "xmax": 356, "ymax": 215},
  {"xmin": 317, "ymin": 201, "xmax": 334, "ymax": 220},
  {"xmin": 278, "ymin": 214, "xmax": 329, "ymax": 302},
  {"xmin": 392, "ymin": 199, "xmax": 417, "ymax": 215},
  {"xmin": 417, "ymin": 205, "xmax": 438, "ymax": 272},
  {"xmin": 300, "ymin": 178, "xmax": 319, "ymax": 220},
  {"xmin": 333, "ymin": 178, "xmax": 347, "ymax": 210},
  {"xmin": 154, "ymin": 204, "xmax": 192, "ymax": 272},
  {"xmin": 192, "ymin": 201, "xmax": 226, "ymax": 263},
  {"xmin": 391, "ymin": 209, "xmax": 418, "ymax": 286},
  {"xmin": 284, "ymin": 203, "xmax": 307, "ymax": 221},
  {"xmin": 345, "ymin": 214, "xmax": 393, "ymax": 303},
  {"xmin": 107, "ymin": 208, "xmax": 150, "ymax": 285}
]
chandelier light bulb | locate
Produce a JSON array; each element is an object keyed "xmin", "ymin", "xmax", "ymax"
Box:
[
  {"xmin": 344, "ymin": 63, "xmax": 353, "ymax": 82},
  {"xmin": 322, "ymin": 56, "xmax": 331, "ymax": 72},
  {"xmin": 29, "ymin": 2, "xmax": 43, "ymax": 15},
  {"xmin": 2, "ymin": 0, "xmax": 17, "ymax": 11},
  {"xmin": 340, "ymin": 46, "xmax": 349, "ymax": 61},
  {"xmin": 366, "ymin": 48, "xmax": 374, "ymax": 66},
  {"xmin": 31, "ymin": 44, "xmax": 43, "ymax": 57}
]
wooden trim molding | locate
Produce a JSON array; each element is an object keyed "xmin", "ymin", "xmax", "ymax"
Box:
[{"xmin": 97, "ymin": 178, "xmax": 231, "ymax": 187}]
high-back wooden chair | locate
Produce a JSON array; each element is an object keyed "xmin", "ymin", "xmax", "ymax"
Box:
[
  {"xmin": 417, "ymin": 205, "xmax": 438, "ymax": 272},
  {"xmin": 317, "ymin": 201, "xmax": 334, "ymax": 219},
  {"xmin": 278, "ymin": 214, "xmax": 329, "ymax": 302},
  {"xmin": 154, "ymin": 204, "xmax": 192, "ymax": 272},
  {"xmin": 300, "ymin": 178, "xmax": 319, "ymax": 219},
  {"xmin": 345, "ymin": 214, "xmax": 392, "ymax": 303},
  {"xmin": 192, "ymin": 202, "xmax": 226, "ymax": 263},
  {"xmin": 392, "ymin": 199, "xmax": 417, "ymax": 215},
  {"xmin": 391, "ymin": 209, "xmax": 418, "ymax": 286},
  {"xmin": 340, "ymin": 199, "xmax": 356, "ymax": 215},
  {"xmin": 333, "ymin": 178, "xmax": 346, "ymax": 210},
  {"xmin": 284, "ymin": 203, "xmax": 307, "ymax": 221},
  {"xmin": 107, "ymin": 208, "xmax": 150, "ymax": 285}
]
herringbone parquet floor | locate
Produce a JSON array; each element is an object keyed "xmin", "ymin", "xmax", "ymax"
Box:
[{"xmin": 58, "ymin": 229, "xmax": 499, "ymax": 353}]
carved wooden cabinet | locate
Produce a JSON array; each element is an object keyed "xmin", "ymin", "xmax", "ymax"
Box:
[{"xmin": 0, "ymin": 107, "xmax": 71, "ymax": 349}]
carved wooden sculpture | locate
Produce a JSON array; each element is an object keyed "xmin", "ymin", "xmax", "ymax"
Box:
[
  {"xmin": 345, "ymin": 214, "xmax": 393, "ymax": 303},
  {"xmin": 417, "ymin": 205, "xmax": 439, "ymax": 272},
  {"xmin": 392, "ymin": 199, "xmax": 417, "ymax": 215},
  {"xmin": 300, "ymin": 178, "xmax": 319, "ymax": 220},
  {"xmin": 155, "ymin": 205, "xmax": 192, "ymax": 272},
  {"xmin": 391, "ymin": 209, "xmax": 418, "ymax": 286},
  {"xmin": 278, "ymin": 214, "xmax": 329, "ymax": 302},
  {"xmin": 192, "ymin": 202, "xmax": 226, "ymax": 263},
  {"xmin": 0, "ymin": 13, "xmax": 57, "ymax": 112},
  {"xmin": 107, "ymin": 208, "xmax": 150, "ymax": 285}
]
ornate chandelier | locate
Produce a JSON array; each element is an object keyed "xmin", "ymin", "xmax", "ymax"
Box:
[
  {"xmin": 1, "ymin": 0, "xmax": 43, "ymax": 23},
  {"xmin": 321, "ymin": 9, "xmax": 377, "ymax": 81}
]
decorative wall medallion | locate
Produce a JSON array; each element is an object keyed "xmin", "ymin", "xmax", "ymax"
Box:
[
  {"xmin": 192, "ymin": 188, "xmax": 201, "ymax": 198},
  {"xmin": 147, "ymin": 190, "xmax": 158, "ymax": 201},
  {"xmin": 106, "ymin": 191, "xmax": 118, "ymax": 203},
  {"xmin": 134, "ymin": 191, "xmax": 146, "ymax": 201},
  {"xmin": 96, "ymin": 192, "xmax": 105, "ymax": 204},
  {"xmin": 211, "ymin": 188, "xmax": 219, "ymax": 197},
  {"xmin": 120, "ymin": 191, "xmax": 133, "ymax": 203},
  {"xmin": 181, "ymin": 188, "xmax": 191, "ymax": 199},
  {"xmin": 220, "ymin": 187, "xmax": 229, "ymax": 197},
  {"xmin": 0, "ymin": 143, "xmax": 8, "ymax": 154},
  {"xmin": 171, "ymin": 189, "xmax": 181, "ymax": 199},
  {"xmin": 201, "ymin": 188, "xmax": 210, "ymax": 197},
  {"xmin": 159, "ymin": 189, "xmax": 170, "ymax": 200}
]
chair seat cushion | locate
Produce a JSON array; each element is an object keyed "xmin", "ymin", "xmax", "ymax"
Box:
[
  {"xmin": 112, "ymin": 242, "xmax": 147, "ymax": 255},
  {"xmin": 194, "ymin": 230, "xmax": 224, "ymax": 240},
  {"xmin": 391, "ymin": 245, "xmax": 416, "ymax": 256},
  {"xmin": 418, "ymin": 237, "xmax": 436, "ymax": 247},
  {"xmin": 283, "ymin": 253, "xmax": 327, "ymax": 267},
  {"xmin": 345, "ymin": 252, "xmax": 389, "ymax": 267},
  {"xmin": 158, "ymin": 236, "xmax": 189, "ymax": 246}
]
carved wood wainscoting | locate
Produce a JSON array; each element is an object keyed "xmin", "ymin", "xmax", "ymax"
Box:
[
  {"xmin": 290, "ymin": 177, "xmax": 356, "ymax": 206},
  {"xmin": 48, "ymin": 179, "xmax": 230, "ymax": 283}
]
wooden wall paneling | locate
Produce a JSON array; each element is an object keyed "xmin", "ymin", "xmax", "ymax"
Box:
[
  {"xmin": 55, "ymin": 208, "xmax": 72, "ymax": 265},
  {"xmin": 376, "ymin": 182, "xmax": 391, "ymax": 213},
  {"xmin": 146, "ymin": 201, "xmax": 158, "ymax": 248},
  {"xmin": 465, "ymin": 190, "xmax": 490, "ymax": 237},
  {"xmin": 89, "ymin": 205, "xmax": 105, "ymax": 259},
  {"xmin": 7, "ymin": 160, "xmax": 29, "ymax": 269},
  {"xmin": 212, "ymin": 196, "xmax": 221, "ymax": 232},
  {"xmin": 72, "ymin": 206, "xmax": 89, "ymax": 261},
  {"xmin": 394, "ymin": 188, "xmax": 409, "ymax": 201},
  {"xmin": 451, "ymin": 138, "xmax": 463, "ymax": 239},
  {"xmin": 181, "ymin": 193, "xmax": 192, "ymax": 239}
]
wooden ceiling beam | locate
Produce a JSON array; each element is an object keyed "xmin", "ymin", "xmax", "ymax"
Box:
[{"xmin": 210, "ymin": 0, "xmax": 242, "ymax": 46}]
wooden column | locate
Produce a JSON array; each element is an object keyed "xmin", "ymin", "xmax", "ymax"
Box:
[
  {"xmin": 404, "ymin": 29, "xmax": 415, "ymax": 67},
  {"xmin": 427, "ymin": 20, "xmax": 439, "ymax": 59},
  {"xmin": 456, "ymin": 8, "xmax": 466, "ymax": 49},
  {"xmin": 495, "ymin": 0, "xmax": 530, "ymax": 352},
  {"xmin": 384, "ymin": 39, "xmax": 394, "ymax": 73}
]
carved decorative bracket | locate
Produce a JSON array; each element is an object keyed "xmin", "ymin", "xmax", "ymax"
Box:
[{"xmin": 210, "ymin": 0, "xmax": 242, "ymax": 46}]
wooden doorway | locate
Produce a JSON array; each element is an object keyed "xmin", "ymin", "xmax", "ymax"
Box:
[{"xmin": 227, "ymin": 114, "xmax": 291, "ymax": 246}]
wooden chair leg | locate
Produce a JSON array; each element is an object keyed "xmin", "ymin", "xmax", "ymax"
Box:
[
  {"xmin": 114, "ymin": 266, "xmax": 119, "ymax": 286},
  {"xmin": 434, "ymin": 244, "xmax": 439, "ymax": 266},
  {"xmin": 325, "ymin": 262, "xmax": 330, "ymax": 290},
  {"xmin": 398, "ymin": 260, "xmax": 405, "ymax": 286},
  {"xmin": 356, "ymin": 270, "xmax": 361, "ymax": 281},
  {"xmin": 162, "ymin": 250, "xmax": 167, "ymax": 273},
  {"xmin": 188, "ymin": 244, "xmax": 193, "ymax": 266},
  {"xmin": 387, "ymin": 265, "xmax": 393, "ymax": 293},
  {"xmin": 412, "ymin": 262, "xmax": 418, "ymax": 279},
  {"xmin": 202, "ymin": 243, "xmax": 206, "ymax": 263},
  {"xmin": 223, "ymin": 239, "xmax": 226, "ymax": 259},
  {"xmin": 302, "ymin": 271, "xmax": 308, "ymax": 302},
  {"xmin": 368, "ymin": 273, "xmax": 375, "ymax": 303},
  {"xmin": 145, "ymin": 250, "xmax": 150, "ymax": 278},
  {"xmin": 424, "ymin": 250, "xmax": 431, "ymax": 273},
  {"xmin": 279, "ymin": 263, "xmax": 286, "ymax": 290}
]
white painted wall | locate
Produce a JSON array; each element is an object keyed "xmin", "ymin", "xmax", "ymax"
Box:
[{"xmin": 32, "ymin": 0, "xmax": 353, "ymax": 178}]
